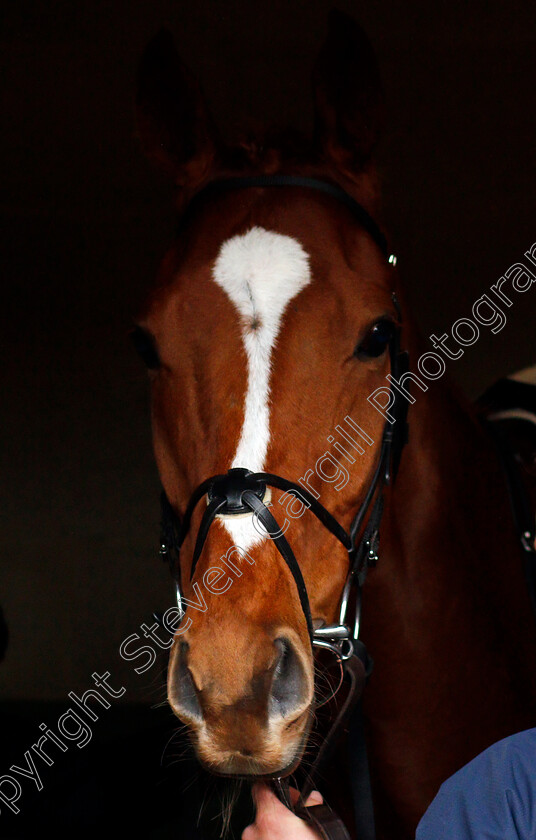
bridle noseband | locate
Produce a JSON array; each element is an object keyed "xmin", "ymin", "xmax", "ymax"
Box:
[{"xmin": 158, "ymin": 175, "xmax": 410, "ymax": 834}]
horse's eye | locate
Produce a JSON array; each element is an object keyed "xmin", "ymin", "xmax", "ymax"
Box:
[
  {"xmin": 354, "ymin": 319, "xmax": 395, "ymax": 360},
  {"xmin": 130, "ymin": 326, "xmax": 161, "ymax": 370}
]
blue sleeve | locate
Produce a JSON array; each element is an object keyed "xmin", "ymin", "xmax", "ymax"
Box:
[{"xmin": 416, "ymin": 728, "xmax": 536, "ymax": 840}]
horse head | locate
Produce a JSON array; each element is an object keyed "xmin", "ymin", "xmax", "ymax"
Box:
[{"xmin": 135, "ymin": 12, "xmax": 404, "ymax": 779}]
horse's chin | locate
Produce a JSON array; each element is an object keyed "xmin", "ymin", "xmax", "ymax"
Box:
[{"xmin": 200, "ymin": 753, "xmax": 303, "ymax": 779}]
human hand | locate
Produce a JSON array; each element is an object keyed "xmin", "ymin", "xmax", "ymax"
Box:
[{"xmin": 242, "ymin": 782, "xmax": 323, "ymax": 840}]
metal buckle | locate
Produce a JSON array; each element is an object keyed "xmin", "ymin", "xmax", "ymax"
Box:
[
  {"xmin": 313, "ymin": 623, "xmax": 354, "ymax": 661},
  {"xmin": 522, "ymin": 530, "xmax": 536, "ymax": 553}
]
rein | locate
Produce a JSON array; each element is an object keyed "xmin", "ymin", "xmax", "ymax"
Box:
[{"xmin": 158, "ymin": 176, "xmax": 410, "ymax": 840}]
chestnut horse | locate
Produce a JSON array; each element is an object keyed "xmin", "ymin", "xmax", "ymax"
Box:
[{"xmin": 134, "ymin": 13, "xmax": 536, "ymax": 839}]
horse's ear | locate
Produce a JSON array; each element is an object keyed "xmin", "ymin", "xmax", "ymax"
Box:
[
  {"xmin": 136, "ymin": 29, "xmax": 218, "ymax": 189},
  {"xmin": 312, "ymin": 10, "xmax": 384, "ymax": 174}
]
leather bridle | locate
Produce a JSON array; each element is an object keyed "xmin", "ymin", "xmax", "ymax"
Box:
[{"xmin": 158, "ymin": 175, "xmax": 410, "ymax": 840}]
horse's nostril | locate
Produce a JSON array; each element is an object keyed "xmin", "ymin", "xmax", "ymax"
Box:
[
  {"xmin": 269, "ymin": 636, "xmax": 309, "ymax": 720},
  {"xmin": 170, "ymin": 643, "xmax": 203, "ymax": 722}
]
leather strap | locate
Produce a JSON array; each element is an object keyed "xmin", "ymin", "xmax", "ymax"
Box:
[
  {"xmin": 484, "ymin": 418, "xmax": 536, "ymax": 554},
  {"xmin": 296, "ymin": 804, "xmax": 351, "ymax": 840},
  {"xmin": 190, "ymin": 175, "xmax": 391, "ymax": 259},
  {"xmin": 189, "ymin": 496, "xmax": 227, "ymax": 581},
  {"xmin": 250, "ymin": 472, "xmax": 354, "ymax": 554},
  {"xmin": 483, "ymin": 417, "xmax": 536, "ymax": 618},
  {"xmin": 347, "ymin": 701, "xmax": 376, "ymax": 840},
  {"xmin": 242, "ymin": 490, "xmax": 315, "ymax": 641},
  {"xmin": 298, "ymin": 650, "xmax": 370, "ymax": 805}
]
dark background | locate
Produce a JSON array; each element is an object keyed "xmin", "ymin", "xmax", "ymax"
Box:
[{"xmin": 1, "ymin": 0, "xmax": 535, "ymax": 819}]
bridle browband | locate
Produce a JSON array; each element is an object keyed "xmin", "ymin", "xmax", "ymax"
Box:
[
  {"xmin": 158, "ymin": 175, "xmax": 410, "ymax": 838},
  {"xmin": 181, "ymin": 175, "xmax": 393, "ymax": 261}
]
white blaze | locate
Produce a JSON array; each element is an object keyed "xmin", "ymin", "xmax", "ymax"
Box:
[{"xmin": 212, "ymin": 226, "xmax": 311, "ymax": 549}]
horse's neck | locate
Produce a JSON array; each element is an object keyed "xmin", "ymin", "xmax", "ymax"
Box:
[
  {"xmin": 389, "ymin": 381, "xmax": 510, "ymax": 564},
  {"xmin": 363, "ymin": 379, "xmax": 536, "ymax": 840}
]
